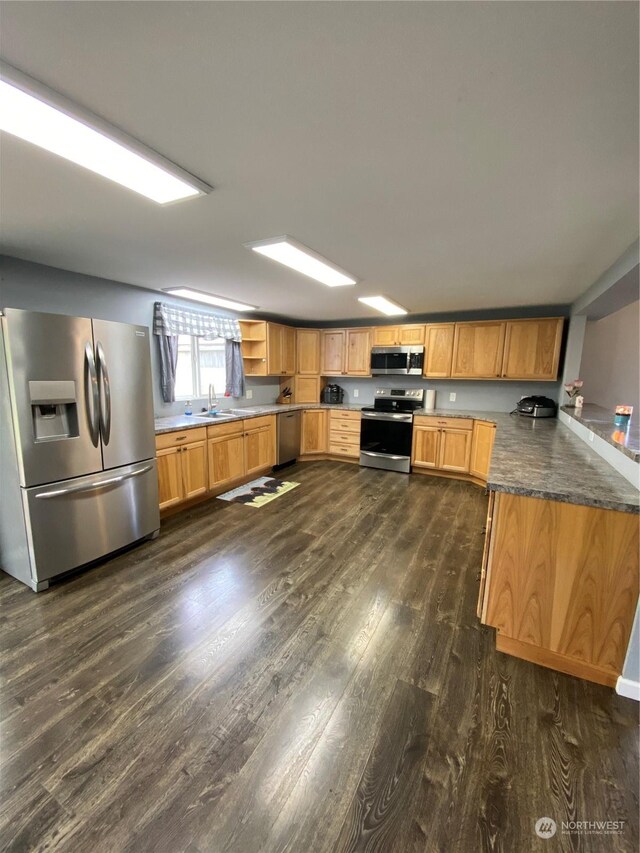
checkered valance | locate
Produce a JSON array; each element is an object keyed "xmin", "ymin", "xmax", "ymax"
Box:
[{"xmin": 153, "ymin": 302, "xmax": 242, "ymax": 341}]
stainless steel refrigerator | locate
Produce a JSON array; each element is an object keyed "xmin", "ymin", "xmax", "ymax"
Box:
[{"xmin": 0, "ymin": 308, "xmax": 160, "ymax": 591}]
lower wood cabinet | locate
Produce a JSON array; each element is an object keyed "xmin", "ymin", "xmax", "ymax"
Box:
[
  {"xmin": 411, "ymin": 417, "xmax": 472, "ymax": 473},
  {"xmin": 156, "ymin": 427, "xmax": 209, "ymax": 511},
  {"xmin": 301, "ymin": 410, "xmax": 328, "ymax": 454},
  {"xmin": 328, "ymin": 409, "xmax": 361, "ymax": 458},
  {"xmin": 480, "ymin": 492, "xmax": 639, "ymax": 686},
  {"xmin": 411, "ymin": 425, "xmax": 440, "ymax": 468},
  {"xmin": 470, "ymin": 420, "xmax": 496, "ymax": 480},
  {"xmin": 207, "ymin": 422, "xmax": 245, "ymax": 489},
  {"xmin": 244, "ymin": 416, "xmax": 277, "ymax": 475},
  {"xmin": 156, "ymin": 447, "xmax": 184, "ymax": 511},
  {"xmin": 157, "ymin": 418, "xmax": 277, "ymax": 511}
]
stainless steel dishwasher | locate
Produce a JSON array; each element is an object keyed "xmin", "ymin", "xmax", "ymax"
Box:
[{"xmin": 275, "ymin": 409, "xmax": 301, "ymax": 469}]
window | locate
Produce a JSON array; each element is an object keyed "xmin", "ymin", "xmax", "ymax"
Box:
[{"xmin": 175, "ymin": 335, "xmax": 226, "ymax": 400}]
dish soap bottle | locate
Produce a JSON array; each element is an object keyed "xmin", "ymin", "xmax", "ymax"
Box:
[{"xmin": 184, "ymin": 400, "xmax": 192, "ymax": 416}]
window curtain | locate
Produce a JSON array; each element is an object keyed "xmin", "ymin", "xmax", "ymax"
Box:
[
  {"xmin": 153, "ymin": 302, "xmax": 245, "ymax": 402},
  {"xmin": 225, "ymin": 339, "xmax": 245, "ymax": 397}
]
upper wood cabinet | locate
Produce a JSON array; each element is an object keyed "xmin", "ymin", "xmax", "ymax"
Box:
[
  {"xmin": 296, "ymin": 329, "xmax": 321, "ymax": 375},
  {"xmin": 290, "ymin": 375, "xmax": 323, "ymax": 404},
  {"xmin": 500, "ymin": 318, "xmax": 564, "ymax": 381},
  {"xmin": 266, "ymin": 323, "xmax": 284, "ymax": 376},
  {"xmin": 372, "ymin": 326, "xmax": 399, "ymax": 346},
  {"xmin": 282, "ymin": 326, "xmax": 296, "ymax": 376},
  {"xmin": 399, "ymin": 325, "xmax": 425, "ymax": 345},
  {"xmin": 264, "ymin": 323, "xmax": 297, "ymax": 376},
  {"xmin": 451, "ymin": 321, "xmax": 506, "ymax": 379},
  {"xmin": 239, "ymin": 320, "xmax": 268, "ymax": 376},
  {"xmin": 345, "ymin": 328, "xmax": 371, "ymax": 376},
  {"xmin": 321, "ymin": 330, "xmax": 346, "ymax": 375},
  {"xmin": 301, "ymin": 409, "xmax": 328, "ymax": 454},
  {"xmin": 240, "ymin": 320, "xmax": 295, "ymax": 377},
  {"xmin": 372, "ymin": 325, "xmax": 425, "ymax": 346},
  {"xmin": 424, "ymin": 323, "xmax": 454, "ymax": 377}
]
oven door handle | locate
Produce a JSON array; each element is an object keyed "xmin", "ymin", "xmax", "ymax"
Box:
[
  {"xmin": 361, "ymin": 411, "xmax": 413, "ymax": 422},
  {"xmin": 361, "ymin": 450, "xmax": 409, "ymax": 461}
]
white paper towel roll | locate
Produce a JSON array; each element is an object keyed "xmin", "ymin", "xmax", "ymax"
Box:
[{"xmin": 424, "ymin": 389, "xmax": 436, "ymax": 410}]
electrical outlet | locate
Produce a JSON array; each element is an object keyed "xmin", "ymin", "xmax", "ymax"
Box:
[
  {"xmin": 449, "ymin": 392, "xmax": 457, "ymax": 402},
  {"xmin": 246, "ymin": 389, "xmax": 253, "ymax": 399},
  {"xmin": 353, "ymin": 389, "xmax": 359, "ymax": 398}
]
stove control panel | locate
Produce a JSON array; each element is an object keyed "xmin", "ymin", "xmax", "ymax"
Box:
[{"xmin": 374, "ymin": 388, "xmax": 424, "ymax": 401}]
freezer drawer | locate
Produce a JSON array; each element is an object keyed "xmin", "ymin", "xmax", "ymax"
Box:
[{"xmin": 23, "ymin": 460, "xmax": 160, "ymax": 583}]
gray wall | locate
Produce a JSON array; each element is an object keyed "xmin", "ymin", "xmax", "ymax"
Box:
[
  {"xmin": 578, "ymin": 301, "xmax": 639, "ymax": 413},
  {"xmin": 0, "ymin": 256, "xmax": 280, "ymax": 416},
  {"xmin": 335, "ymin": 375, "xmax": 559, "ymax": 411}
]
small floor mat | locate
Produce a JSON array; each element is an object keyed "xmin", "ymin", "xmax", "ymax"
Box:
[{"xmin": 216, "ymin": 476, "xmax": 300, "ymax": 507}]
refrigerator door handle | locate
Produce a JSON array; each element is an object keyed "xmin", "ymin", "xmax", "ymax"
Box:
[
  {"xmin": 34, "ymin": 464, "xmax": 154, "ymax": 499},
  {"xmin": 96, "ymin": 341, "xmax": 112, "ymax": 445},
  {"xmin": 84, "ymin": 342, "xmax": 100, "ymax": 446}
]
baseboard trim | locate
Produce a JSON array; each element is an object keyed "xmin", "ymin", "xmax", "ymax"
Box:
[
  {"xmin": 495, "ymin": 633, "xmax": 619, "ymax": 688},
  {"xmin": 411, "ymin": 466, "xmax": 487, "ymax": 488},
  {"xmin": 616, "ymin": 676, "xmax": 640, "ymax": 701}
]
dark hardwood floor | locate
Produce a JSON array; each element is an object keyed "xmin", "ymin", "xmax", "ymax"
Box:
[{"xmin": 1, "ymin": 461, "xmax": 637, "ymax": 853}]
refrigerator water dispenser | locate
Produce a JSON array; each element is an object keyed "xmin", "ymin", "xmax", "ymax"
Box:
[{"xmin": 29, "ymin": 380, "xmax": 79, "ymax": 442}]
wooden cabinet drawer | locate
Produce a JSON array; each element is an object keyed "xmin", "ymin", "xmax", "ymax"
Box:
[
  {"xmin": 329, "ymin": 409, "xmax": 361, "ymax": 422},
  {"xmin": 243, "ymin": 415, "xmax": 275, "ymax": 431},
  {"xmin": 328, "ymin": 417, "xmax": 360, "ymax": 435},
  {"xmin": 156, "ymin": 427, "xmax": 207, "ymax": 450},
  {"xmin": 416, "ymin": 416, "xmax": 473, "ymax": 430},
  {"xmin": 329, "ymin": 442, "xmax": 360, "ymax": 458},
  {"xmin": 328, "ymin": 429, "xmax": 359, "ymax": 447},
  {"xmin": 206, "ymin": 420, "xmax": 243, "ymax": 439}
]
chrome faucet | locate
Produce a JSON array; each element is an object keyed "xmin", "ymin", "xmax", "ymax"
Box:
[{"xmin": 208, "ymin": 384, "xmax": 218, "ymax": 413}]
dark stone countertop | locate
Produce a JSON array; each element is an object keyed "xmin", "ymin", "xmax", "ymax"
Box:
[
  {"xmin": 155, "ymin": 404, "xmax": 639, "ymax": 514},
  {"xmin": 414, "ymin": 409, "xmax": 638, "ymax": 514},
  {"xmin": 559, "ymin": 404, "xmax": 640, "ymax": 463}
]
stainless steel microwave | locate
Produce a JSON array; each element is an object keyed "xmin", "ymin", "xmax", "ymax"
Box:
[{"xmin": 370, "ymin": 346, "xmax": 424, "ymax": 375}]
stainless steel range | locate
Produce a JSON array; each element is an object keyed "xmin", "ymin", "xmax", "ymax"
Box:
[{"xmin": 359, "ymin": 388, "xmax": 424, "ymax": 473}]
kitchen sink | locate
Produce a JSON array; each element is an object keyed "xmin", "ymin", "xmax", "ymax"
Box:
[{"xmin": 200, "ymin": 411, "xmax": 237, "ymax": 419}]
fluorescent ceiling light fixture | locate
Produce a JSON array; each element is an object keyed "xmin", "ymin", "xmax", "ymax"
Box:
[
  {"xmin": 244, "ymin": 236, "xmax": 357, "ymax": 287},
  {"xmin": 0, "ymin": 61, "xmax": 212, "ymax": 204},
  {"xmin": 164, "ymin": 288, "xmax": 257, "ymax": 312},
  {"xmin": 358, "ymin": 295, "xmax": 408, "ymax": 316}
]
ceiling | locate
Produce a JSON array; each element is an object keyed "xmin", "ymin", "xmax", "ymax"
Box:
[{"xmin": 1, "ymin": 1, "xmax": 638, "ymax": 321}]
